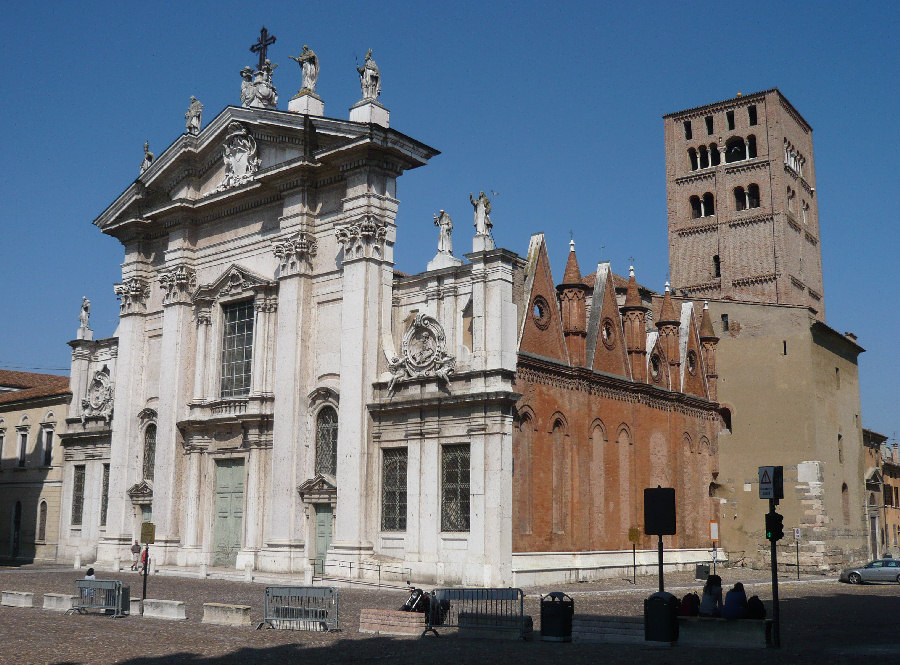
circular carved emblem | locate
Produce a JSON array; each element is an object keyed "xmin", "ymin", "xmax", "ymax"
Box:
[
  {"xmin": 532, "ymin": 295, "xmax": 551, "ymax": 330},
  {"xmin": 601, "ymin": 317, "xmax": 617, "ymax": 349},
  {"xmin": 686, "ymin": 350, "xmax": 698, "ymax": 376}
]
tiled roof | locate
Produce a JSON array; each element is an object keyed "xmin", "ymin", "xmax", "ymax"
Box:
[{"xmin": 0, "ymin": 370, "xmax": 70, "ymax": 407}]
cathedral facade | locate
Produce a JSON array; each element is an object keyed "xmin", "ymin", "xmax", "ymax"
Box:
[{"xmin": 56, "ymin": 46, "xmax": 722, "ymax": 585}]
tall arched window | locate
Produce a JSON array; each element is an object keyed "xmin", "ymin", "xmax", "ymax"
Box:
[
  {"xmin": 698, "ymin": 145, "xmax": 709, "ymax": 169},
  {"xmin": 12, "ymin": 501, "xmax": 22, "ymax": 557},
  {"xmin": 316, "ymin": 406, "xmax": 338, "ymax": 476},
  {"xmin": 747, "ymin": 134, "xmax": 757, "ymax": 159},
  {"xmin": 143, "ymin": 424, "xmax": 156, "ymax": 481},
  {"xmin": 688, "ymin": 148, "xmax": 698, "ymax": 170},
  {"xmin": 734, "ymin": 186, "xmax": 746, "ymax": 211},
  {"xmin": 842, "ymin": 483, "xmax": 850, "ymax": 525},
  {"xmin": 551, "ymin": 420, "xmax": 568, "ymax": 535},
  {"xmin": 37, "ymin": 500, "xmax": 47, "ymax": 541},
  {"xmin": 702, "ymin": 192, "xmax": 715, "ymax": 217},
  {"xmin": 709, "ymin": 143, "xmax": 720, "ymax": 166}
]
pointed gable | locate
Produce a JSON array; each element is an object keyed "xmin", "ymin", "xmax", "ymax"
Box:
[
  {"xmin": 679, "ymin": 302, "xmax": 708, "ymax": 398},
  {"xmin": 586, "ymin": 263, "xmax": 631, "ymax": 378},
  {"xmin": 518, "ymin": 234, "xmax": 569, "ymax": 364},
  {"xmin": 646, "ymin": 331, "xmax": 671, "ymax": 389}
]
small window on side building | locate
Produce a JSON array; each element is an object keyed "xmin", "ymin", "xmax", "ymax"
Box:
[
  {"xmin": 726, "ymin": 110, "xmax": 735, "ymax": 130},
  {"xmin": 713, "ymin": 255, "xmax": 721, "ymax": 278},
  {"xmin": 721, "ymin": 314, "xmax": 729, "ymax": 331},
  {"xmin": 683, "ymin": 120, "xmax": 692, "ymax": 140},
  {"xmin": 705, "ymin": 116, "xmax": 714, "ymax": 135},
  {"xmin": 748, "ymin": 105, "xmax": 757, "ymax": 126}
]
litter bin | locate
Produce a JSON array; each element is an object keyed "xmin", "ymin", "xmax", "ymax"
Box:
[
  {"xmin": 644, "ymin": 591, "xmax": 679, "ymax": 642},
  {"xmin": 694, "ymin": 563, "xmax": 710, "ymax": 580},
  {"xmin": 540, "ymin": 592, "xmax": 574, "ymax": 642}
]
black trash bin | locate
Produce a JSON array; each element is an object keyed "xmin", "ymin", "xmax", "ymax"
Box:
[
  {"xmin": 695, "ymin": 563, "xmax": 710, "ymax": 580},
  {"xmin": 540, "ymin": 592, "xmax": 574, "ymax": 642},
  {"xmin": 644, "ymin": 591, "xmax": 679, "ymax": 642}
]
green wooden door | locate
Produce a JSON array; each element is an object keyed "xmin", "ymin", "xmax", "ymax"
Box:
[
  {"xmin": 213, "ymin": 459, "xmax": 244, "ymax": 567},
  {"xmin": 314, "ymin": 504, "xmax": 333, "ymax": 574}
]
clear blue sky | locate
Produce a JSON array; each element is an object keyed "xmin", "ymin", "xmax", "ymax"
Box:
[{"xmin": 1, "ymin": 1, "xmax": 897, "ymax": 438}]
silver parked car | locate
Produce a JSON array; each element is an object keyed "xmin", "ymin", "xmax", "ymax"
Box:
[{"xmin": 839, "ymin": 558, "xmax": 900, "ymax": 584}]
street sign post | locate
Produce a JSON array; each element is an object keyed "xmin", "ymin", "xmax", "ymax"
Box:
[
  {"xmin": 759, "ymin": 466, "xmax": 784, "ymax": 501},
  {"xmin": 628, "ymin": 527, "xmax": 640, "ymax": 584},
  {"xmin": 759, "ymin": 467, "xmax": 783, "ymax": 648},
  {"xmin": 709, "ymin": 521, "xmax": 719, "ymax": 574},
  {"xmin": 140, "ymin": 521, "xmax": 155, "ymax": 615}
]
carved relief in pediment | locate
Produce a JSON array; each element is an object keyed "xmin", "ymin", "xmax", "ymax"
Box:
[
  {"xmin": 217, "ymin": 122, "xmax": 261, "ymax": 191},
  {"xmin": 298, "ymin": 473, "xmax": 337, "ymax": 505},
  {"xmin": 193, "ymin": 265, "xmax": 276, "ymax": 306}
]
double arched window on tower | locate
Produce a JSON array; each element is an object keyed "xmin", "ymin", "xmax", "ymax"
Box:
[
  {"xmin": 690, "ymin": 193, "xmax": 716, "ymax": 219},
  {"xmin": 733, "ymin": 184, "xmax": 761, "ymax": 211}
]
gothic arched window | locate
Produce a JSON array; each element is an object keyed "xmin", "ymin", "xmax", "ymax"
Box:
[
  {"xmin": 316, "ymin": 406, "xmax": 338, "ymax": 477},
  {"xmin": 37, "ymin": 500, "xmax": 47, "ymax": 541},
  {"xmin": 143, "ymin": 424, "xmax": 156, "ymax": 481}
]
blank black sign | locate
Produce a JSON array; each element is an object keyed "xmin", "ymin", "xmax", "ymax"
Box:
[{"xmin": 644, "ymin": 487, "xmax": 676, "ymax": 535}]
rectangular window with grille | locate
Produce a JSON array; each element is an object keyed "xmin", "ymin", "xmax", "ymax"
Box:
[
  {"xmin": 381, "ymin": 448, "xmax": 408, "ymax": 531},
  {"xmin": 71, "ymin": 464, "xmax": 86, "ymax": 526},
  {"xmin": 100, "ymin": 463, "xmax": 110, "ymax": 527},
  {"xmin": 441, "ymin": 444, "xmax": 470, "ymax": 532},
  {"xmin": 42, "ymin": 429, "xmax": 53, "ymax": 467},
  {"xmin": 220, "ymin": 300, "xmax": 254, "ymax": 397}
]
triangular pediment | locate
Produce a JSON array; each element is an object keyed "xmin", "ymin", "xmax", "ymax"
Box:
[
  {"xmin": 93, "ymin": 105, "xmax": 439, "ymax": 240},
  {"xmin": 646, "ymin": 332, "xmax": 671, "ymax": 389},
  {"xmin": 681, "ymin": 304, "xmax": 709, "ymax": 399},
  {"xmin": 193, "ymin": 264, "xmax": 275, "ymax": 305},
  {"xmin": 518, "ymin": 234, "xmax": 569, "ymax": 365},
  {"xmin": 127, "ymin": 480, "xmax": 153, "ymax": 499},
  {"xmin": 298, "ymin": 473, "xmax": 337, "ymax": 496},
  {"xmin": 586, "ymin": 262, "xmax": 631, "ymax": 379}
]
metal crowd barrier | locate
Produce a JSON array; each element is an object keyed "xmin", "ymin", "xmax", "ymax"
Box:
[
  {"xmin": 67, "ymin": 580, "xmax": 129, "ymax": 618},
  {"xmin": 310, "ymin": 558, "xmax": 411, "ymax": 586},
  {"xmin": 426, "ymin": 587, "xmax": 527, "ymax": 638},
  {"xmin": 256, "ymin": 586, "xmax": 339, "ymax": 631}
]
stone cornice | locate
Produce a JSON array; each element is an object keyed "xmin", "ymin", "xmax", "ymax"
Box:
[
  {"xmin": 674, "ymin": 171, "xmax": 716, "ymax": 185},
  {"xmin": 728, "ymin": 213, "xmax": 773, "ymax": 229},
  {"xmin": 515, "ymin": 353, "xmax": 718, "ymax": 419},
  {"xmin": 676, "ymin": 221, "xmax": 718, "ymax": 236},
  {"xmin": 724, "ymin": 159, "xmax": 769, "ymax": 176},
  {"xmin": 732, "ymin": 273, "xmax": 777, "ymax": 287}
]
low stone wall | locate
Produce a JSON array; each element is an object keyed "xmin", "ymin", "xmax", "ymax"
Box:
[
  {"xmin": 457, "ymin": 613, "xmax": 533, "ymax": 640},
  {"xmin": 43, "ymin": 593, "xmax": 77, "ymax": 612},
  {"xmin": 572, "ymin": 615, "xmax": 644, "ymax": 644},
  {"xmin": 677, "ymin": 616, "xmax": 771, "ymax": 648},
  {"xmin": 142, "ymin": 599, "xmax": 186, "ymax": 621},
  {"xmin": 202, "ymin": 603, "xmax": 252, "ymax": 627},
  {"xmin": 359, "ymin": 609, "xmax": 425, "ymax": 636},
  {"xmin": 1, "ymin": 591, "xmax": 34, "ymax": 608}
]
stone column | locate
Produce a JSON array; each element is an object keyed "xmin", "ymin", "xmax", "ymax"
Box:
[
  {"xmin": 182, "ymin": 449, "xmax": 202, "ymax": 548},
  {"xmin": 238, "ymin": 444, "xmax": 263, "ymax": 569},
  {"xmin": 96, "ymin": 270, "xmax": 151, "ymax": 565},
  {"xmin": 66, "ymin": 343, "xmax": 92, "ymax": 421},
  {"xmin": 266, "ymin": 231, "xmax": 316, "ymax": 572},
  {"xmin": 153, "ymin": 264, "xmax": 197, "ymax": 563},
  {"xmin": 192, "ymin": 311, "xmax": 210, "ymax": 402},
  {"xmin": 331, "ymin": 210, "xmax": 395, "ymax": 564}
]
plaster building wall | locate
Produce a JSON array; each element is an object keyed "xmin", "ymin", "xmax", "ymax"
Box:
[
  {"xmin": 664, "ymin": 89, "xmax": 824, "ymax": 319},
  {"xmin": 704, "ymin": 300, "xmax": 866, "ymax": 568},
  {"xmin": 0, "ymin": 371, "xmax": 70, "ymax": 564}
]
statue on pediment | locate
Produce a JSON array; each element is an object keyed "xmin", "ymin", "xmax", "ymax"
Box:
[
  {"xmin": 79, "ymin": 297, "xmax": 91, "ymax": 329},
  {"xmin": 140, "ymin": 141, "xmax": 154, "ymax": 173},
  {"xmin": 185, "ymin": 96, "xmax": 203, "ymax": 135},
  {"xmin": 357, "ymin": 49, "xmax": 381, "ymax": 101},
  {"xmin": 240, "ymin": 66, "xmax": 255, "ymax": 106},
  {"xmin": 290, "ymin": 45, "xmax": 319, "ymax": 94}
]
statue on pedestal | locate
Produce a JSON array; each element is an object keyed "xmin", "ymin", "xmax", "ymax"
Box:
[
  {"xmin": 434, "ymin": 210, "xmax": 454, "ymax": 254},
  {"xmin": 290, "ymin": 45, "xmax": 319, "ymax": 94},
  {"xmin": 356, "ymin": 49, "xmax": 381, "ymax": 101},
  {"xmin": 185, "ymin": 96, "xmax": 203, "ymax": 135},
  {"xmin": 240, "ymin": 66, "xmax": 255, "ymax": 106},
  {"xmin": 140, "ymin": 141, "xmax": 154, "ymax": 173},
  {"xmin": 470, "ymin": 191, "xmax": 492, "ymax": 236},
  {"xmin": 79, "ymin": 297, "xmax": 91, "ymax": 329}
]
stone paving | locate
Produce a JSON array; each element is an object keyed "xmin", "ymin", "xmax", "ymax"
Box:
[{"xmin": 1, "ymin": 564, "xmax": 899, "ymax": 664}]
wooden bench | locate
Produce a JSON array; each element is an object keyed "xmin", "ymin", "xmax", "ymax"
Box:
[{"xmin": 677, "ymin": 616, "xmax": 772, "ymax": 648}]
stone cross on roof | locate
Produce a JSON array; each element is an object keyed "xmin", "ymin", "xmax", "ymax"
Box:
[{"xmin": 250, "ymin": 27, "xmax": 276, "ymax": 72}]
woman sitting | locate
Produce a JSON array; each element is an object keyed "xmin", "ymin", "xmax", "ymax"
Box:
[{"xmin": 698, "ymin": 574, "xmax": 723, "ymax": 617}]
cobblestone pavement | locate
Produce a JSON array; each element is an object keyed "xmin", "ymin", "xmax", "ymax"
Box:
[{"xmin": 2, "ymin": 565, "xmax": 899, "ymax": 664}]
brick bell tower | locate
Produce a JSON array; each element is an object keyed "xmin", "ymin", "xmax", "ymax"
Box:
[
  {"xmin": 663, "ymin": 89, "xmax": 825, "ymax": 320},
  {"xmin": 557, "ymin": 239, "xmax": 589, "ymax": 366}
]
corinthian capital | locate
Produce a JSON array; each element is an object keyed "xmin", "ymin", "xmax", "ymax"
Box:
[
  {"xmin": 336, "ymin": 216, "xmax": 388, "ymax": 261},
  {"xmin": 159, "ymin": 265, "xmax": 197, "ymax": 305},
  {"xmin": 273, "ymin": 231, "xmax": 318, "ymax": 276},
  {"xmin": 114, "ymin": 278, "xmax": 151, "ymax": 315}
]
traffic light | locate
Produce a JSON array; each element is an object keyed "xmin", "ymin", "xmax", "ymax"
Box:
[{"xmin": 765, "ymin": 511, "xmax": 784, "ymax": 541}]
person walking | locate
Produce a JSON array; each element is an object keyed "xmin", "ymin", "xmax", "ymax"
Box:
[{"xmin": 130, "ymin": 540, "xmax": 141, "ymax": 571}]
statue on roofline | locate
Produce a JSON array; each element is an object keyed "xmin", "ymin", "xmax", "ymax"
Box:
[
  {"xmin": 79, "ymin": 297, "xmax": 91, "ymax": 329},
  {"xmin": 356, "ymin": 49, "xmax": 381, "ymax": 101},
  {"xmin": 290, "ymin": 45, "xmax": 319, "ymax": 94},
  {"xmin": 434, "ymin": 210, "xmax": 454, "ymax": 255},
  {"xmin": 470, "ymin": 191, "xmax": 492, "ymax": 236}
]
